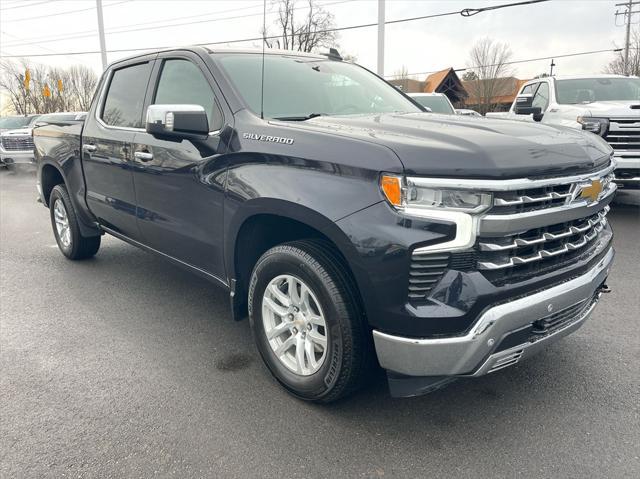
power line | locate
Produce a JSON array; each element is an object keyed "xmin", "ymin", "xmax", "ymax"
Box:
[
  {"xmin": 2, "ymin": 0, "xmax": 353, "ymax": 48},
  {"xmin": 4, "ymin": 0, "xmax": 131, "ymax": 22},
  {"xmin": 385, "ymin": 48, "xmax": 626, "ymax": 79},
  {"xmin": 0, "ymin": 0, "xmax": 52, "ymax": 11},
  {"xmin": 0, "ymin": 0, "xmax": 550, "ymax": 59}
]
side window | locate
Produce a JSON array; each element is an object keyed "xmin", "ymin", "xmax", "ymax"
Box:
[
  {"xmin": 532, "ymin": 82, "xmax": 550, "ymax": 111},
  {"xmin": 102, "ymin": 62, "xmax": 152, "ymax": 128},
  {"xmin": 520, "ymin": 83, "xmax": 536, "ymax": 96},
  {"xmin": 153, "ymin": 59, "xmax": 222, "ymax": 131}
]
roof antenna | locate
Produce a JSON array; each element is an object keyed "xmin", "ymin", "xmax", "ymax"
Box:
[{"xmin": 260, "ymin": 0, "xmax": 266, "ymax": 120}]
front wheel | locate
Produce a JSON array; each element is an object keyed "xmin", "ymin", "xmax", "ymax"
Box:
[
  {"xmin": 49, "ymin": 184, "xmax": 101, "ymax": 260},
  {"xmin": 248, "ymin": 240, "xmax": 370, "ymax": 403}
]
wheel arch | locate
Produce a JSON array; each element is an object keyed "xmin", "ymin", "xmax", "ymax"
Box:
[
  {"xmin": 226, "ymin": 199, "xmax": 367, "ymax": 322},
  {"xmin": 40, "ymin": 161, "xmax": 66, "ymax": 207}
]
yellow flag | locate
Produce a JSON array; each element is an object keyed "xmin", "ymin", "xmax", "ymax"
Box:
[
  {"xmin": 57, "ymin": 79, "xmax": 63, "ymax": 92},
  {"xmin": 24, "ymin": 69, "xmax": 31, "ymax": 91},
  {"xmin": 43, "ymin": 83, "xmax": 51, "ymax": 98}
]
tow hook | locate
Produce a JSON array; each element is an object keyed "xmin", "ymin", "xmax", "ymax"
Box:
[{"xmin": 600, "ymin": 283, "xmax": 612, "ymax": 294}]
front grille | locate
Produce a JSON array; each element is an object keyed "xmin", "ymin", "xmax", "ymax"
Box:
[
  {"xmin": 476, "ymin": 207, "xmax": 609, "ymax": 284},
  {"xmin": 531, "ymin": 289, "xmax": 600, "ymax": 336},
  {"xmin": 615, "ymin": 168, "xmax": 640, "ymax": 179},
  {"xmin": 408, "ymin": 253, "xmax": 449, "ymax": 300},
  {"xmin": 1, "ymin": 135, "xmax": 34, "ymax": 151},
  {"xmin": 490, "ymin": 170, "xmax": 614, "ymax": 215},
  {"xmin": 605, "ymin": 117, "xmax": 640, "ymax": 159},
  {"xmin": 491, "ymin": 183, "xmax": 573, "ymax": 214}
]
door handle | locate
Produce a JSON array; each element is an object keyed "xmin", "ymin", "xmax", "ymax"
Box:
[
  {"xmin": 134, "ymin": 151, "xmax": 153, "ymax": 162},
  {"xmin": 82, "ymin": 144, "xmax": 97, "ymax": 153}
]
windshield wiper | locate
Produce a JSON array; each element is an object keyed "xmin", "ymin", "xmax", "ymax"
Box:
[{"xmin": 273, "ymin": 113, "xmax": 325, "ymax": 121}]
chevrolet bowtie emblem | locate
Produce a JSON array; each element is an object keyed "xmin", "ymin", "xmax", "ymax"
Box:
[{"xmin": 579, "ymin": 179, "xmax": 603, "ymax": 202}]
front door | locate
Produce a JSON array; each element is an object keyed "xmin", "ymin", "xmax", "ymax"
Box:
[
  {"xmin": 82, "ymin": 58, "xmax": 154, "ymax": 239},
  {"xmin": 131, "ymin": 53, "xmax": 228, "ymax": 279}
]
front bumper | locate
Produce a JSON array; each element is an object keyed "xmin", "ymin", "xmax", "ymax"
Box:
[
  {"xmin": 0, "ymin": 149, "xmax": 35, "ymax": 165},
  {"xmin": 373, "ymin": 246, "xmax": 614, "ymax": 378},
  {"xmin": 613, "ymin": 154, "xmax": 640, "ymax": 189}
]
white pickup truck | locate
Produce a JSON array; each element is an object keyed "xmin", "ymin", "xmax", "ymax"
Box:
[{"xmin": 487, "ymin": 75, "xmax": 640, "ymax": 189}]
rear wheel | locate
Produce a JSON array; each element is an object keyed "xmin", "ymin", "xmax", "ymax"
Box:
[
  {"xmin": 49, "ymin": 184, "xmax": 100, "ymax": 260},
  {"xmin": 248, "ymin": 239, "xmax": 370, "ymax": 403}
]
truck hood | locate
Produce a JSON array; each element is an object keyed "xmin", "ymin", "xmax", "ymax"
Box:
[
  {"xmin": 579, "ymin": 100, "xmax": 640, "ymax": 117},
  {"xmin": 289, "ymin": 112, "xmax": 611, "ymax": 179}
]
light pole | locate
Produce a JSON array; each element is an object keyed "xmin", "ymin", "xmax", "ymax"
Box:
[{"xmin": 96, "ymin": 0, "xmax": 108, "ymax": 71}]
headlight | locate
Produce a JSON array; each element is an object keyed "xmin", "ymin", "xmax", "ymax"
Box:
[
  {"xmin": 380, "ymin": 175, "xmax": 492, "ymax": 213},
  {"xmin": 577, "ymin": 116, "xmax": 609, "ymax": 136}
]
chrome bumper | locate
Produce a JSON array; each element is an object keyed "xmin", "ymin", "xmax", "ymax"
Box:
[
  {"xmin": 0, "ymin": 149, "xmax": 35, "ymax": 164},
  {"xmin": 373, "ymin": 247, "xmax": 614, "ymax": 377}
]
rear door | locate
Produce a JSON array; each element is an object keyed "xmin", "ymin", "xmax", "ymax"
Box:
[
  {"xmin": 131, "ymin": 51, "xmax": 229, "ymax": 279},
  {"xmin": 82, "ymin": 56, "xmax": 155, "ymax": 238}
]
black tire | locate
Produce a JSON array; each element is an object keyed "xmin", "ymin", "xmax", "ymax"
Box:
[
  {"xmin": 49, "ymin": 184, "xmax": 101, "ymax": 260},
  {"xmin": 248, "ymin": 239, "xmax": 371, "ymax": 403}
]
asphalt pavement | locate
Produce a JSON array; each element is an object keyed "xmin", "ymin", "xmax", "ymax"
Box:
[{"xmin": 1, "ymin": 168, "xmax": 639, "ymax": 478}]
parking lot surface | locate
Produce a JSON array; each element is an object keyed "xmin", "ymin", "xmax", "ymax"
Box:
[{"xmin": 1, "ymin": 169, "xmax": 639, "ymax": 478}]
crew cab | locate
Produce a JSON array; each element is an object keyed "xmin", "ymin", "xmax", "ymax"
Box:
[
  {"xmin": 34, "ymin": 47, "xmax": 615, "ymax": 401},
  {"xmin": 486, "ymin": 75, "xmax": 640, "ymax": 189}
]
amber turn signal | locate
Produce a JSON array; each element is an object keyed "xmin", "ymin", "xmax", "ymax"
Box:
[{"xmin": 380, "ymin": 175, "xmax": 402, "ymax": 207}]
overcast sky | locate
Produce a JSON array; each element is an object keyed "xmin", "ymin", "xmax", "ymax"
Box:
[{"xmin": 0, "ymin": 0, "xmax": 629, "ymax": 80}]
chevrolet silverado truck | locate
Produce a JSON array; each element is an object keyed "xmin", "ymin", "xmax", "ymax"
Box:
[
  {"xmin": 34, "ymin": 47, "xmax": 615, "ymax": 401},
  {"xmin": 486, "ymin": 75, "xmax": 639, "ymax": 189}
]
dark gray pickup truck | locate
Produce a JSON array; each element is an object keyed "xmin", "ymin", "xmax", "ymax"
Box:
[{"xmin": 34, "ymin": 47, "xmax": 615, "ymax": 401}]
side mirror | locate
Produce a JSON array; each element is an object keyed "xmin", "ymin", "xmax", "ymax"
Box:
[
  {"xmin": 146, "ymin": 104, "xmax": 209, "ymax": 139},
  {"xmin": 514, "ymin": 94, "xmax": 542, "ymax": 120}
]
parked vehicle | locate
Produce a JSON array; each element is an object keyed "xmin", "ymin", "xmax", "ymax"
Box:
[
  {"xmin": 408, "ymin": 92, "xmax": 455, "ymax": 114},
  {"xmin": 0, "ymin": 115, "xmax": 41, "ymax": 166},
  {"xmin": 0, "ymin": 114, "xmax": 40, "ymax": 132},
  {"xmin": 455, "ymin": 108, "xmax": 481, "ymax": 117},
  {"xmin": 486, "ymin": 75, "xmax": 640, "ymax": 189},
  {"xmin": 34, "ymin": 47, "xmax": 615, "ymax": 401}
]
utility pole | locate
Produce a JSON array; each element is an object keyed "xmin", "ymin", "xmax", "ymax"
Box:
[
  {"xmin": 96, "ymin": 0, "xmax": 108, "ymax": 71},
  {"xmin": 549, "ymin": 58, "xmax": 556, "ymax": 76},
  {"xmin": 377, "ymin": 0, "xmax": 385, "ymax": 76},
  {"xmin": 615, "ymin": 0, "xmax": 640, "ymax": 75}
]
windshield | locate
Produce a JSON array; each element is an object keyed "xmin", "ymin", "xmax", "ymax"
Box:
[
  {"xmin": 215, "ymin": 53, "xmax": 420, "ymax": 119},
  {"xmin": 556, "ymin": 78, "xmax": 640, "ymax": 104},
  {"xmin": 0, "ymin": 116, "xmax": 38, "ymax": 129},
  {"xmin": 411, "ymin": 95, "xmax": 455, "ymax": 114}
]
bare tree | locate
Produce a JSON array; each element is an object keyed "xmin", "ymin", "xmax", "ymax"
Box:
[
  {"xmin": 461, "ymin": 70, "xmax": 478, "ymax": 81},
  {"xmin": 263, "ymin": 0, "xmax": 338, "ymax": 52},
  {"xmin": 605, "ymin": 26, "xmax": 640, "ymax": 76},
  {"xmin": 465, "ymin": 38, "xmax": 514, "ymax": 115},
  {"xmin": 0, "ymin": 60, "xmax": 98, "ymax": 114},
  {"xmin": 391, "ymin": 65, "xmax": 410, "ymax": 91}
]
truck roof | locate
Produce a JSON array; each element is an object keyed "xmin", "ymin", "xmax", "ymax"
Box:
[{"xmin": 107, "ymin": 46, "xmax": 330, "ymax": 70}]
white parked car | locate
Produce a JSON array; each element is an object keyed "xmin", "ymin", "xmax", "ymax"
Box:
[
  {"xmin": 486, "ymin": 75, "xmax": 640, "ymax": 189},
  {"xmin": 408, "ymin": 92, "xmax": 455, "ymax": 114}
]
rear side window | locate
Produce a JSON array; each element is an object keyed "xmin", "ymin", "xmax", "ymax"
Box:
[
  {"xmin": 102, "ymin": 62, "xmax": 152, "ymax": 128},
  {"xmin": 153, "ymin": 59, "xmax": 222, "ymax": 130}
]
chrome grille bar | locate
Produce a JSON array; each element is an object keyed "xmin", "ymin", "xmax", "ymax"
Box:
[
  {"xmin": 478, "ymin": 207, "xmax": 609, "ymax": 252},
  {"xmin": 477, "ymin": 212, "xmax": 607, "ymax": 271},
  {"xmin": 493, "ymin": 191, "xmax": 571, "ymax": 207}
]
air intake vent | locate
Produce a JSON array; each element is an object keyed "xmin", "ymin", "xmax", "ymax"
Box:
[{"xmin": 408, "ymin": 252, "xmax": 449, "ymax": 301}]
